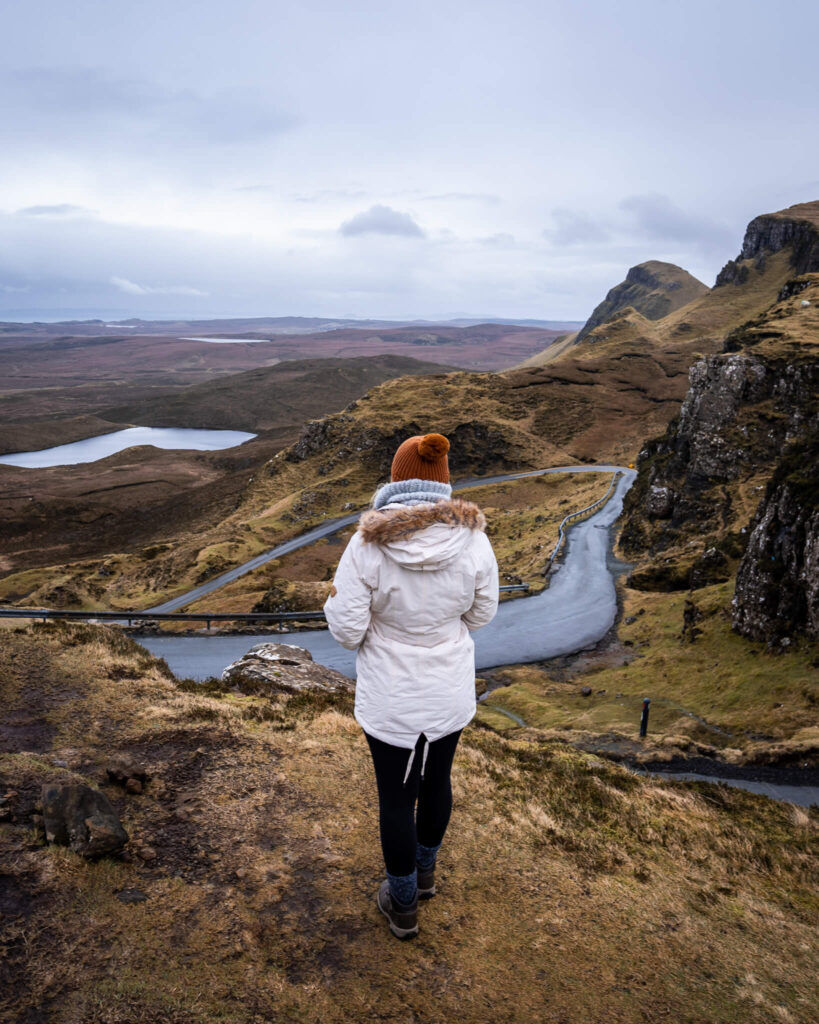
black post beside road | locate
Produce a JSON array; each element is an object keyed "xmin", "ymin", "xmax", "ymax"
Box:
[{"xmin": 639, "ymin": 697, "xmax": 650, "ymax": 738}]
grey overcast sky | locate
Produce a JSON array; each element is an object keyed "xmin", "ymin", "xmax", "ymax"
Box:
[{"xmin": 2, "ymin": 0, "xmax": 818, "ymax": 321}]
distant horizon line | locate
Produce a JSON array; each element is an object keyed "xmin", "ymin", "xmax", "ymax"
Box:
[{"xmin": 0, "ymin": 310, "xmax": 586, "ymax": 327}]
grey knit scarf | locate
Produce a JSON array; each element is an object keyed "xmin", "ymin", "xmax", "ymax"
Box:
[{"xmin": 373, "ymin": 478, "xmax": 452, "ymax": 510}]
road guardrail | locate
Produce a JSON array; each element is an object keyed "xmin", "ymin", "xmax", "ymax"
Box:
[
  {"xmin": 544, "ymin": 471, "xmax": 621, "ymax": 573},
  {"xmin": 0, "ymin": 584, "xmax": 530, "ymax": 629}
]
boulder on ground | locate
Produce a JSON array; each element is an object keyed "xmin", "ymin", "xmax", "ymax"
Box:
[
  {"xmin": 41, "ymin": 783, "xmax": 129, "ymax": 858},
  {"xmin": 105, "ymin": 757, "xmax": 151, "ymax": 794},
  {"xmin": 221, "ymin": 643, "xmax": 354, "ymax": 695}
]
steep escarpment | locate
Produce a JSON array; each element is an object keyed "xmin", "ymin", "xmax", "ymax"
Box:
[
  {"xmin": 715, "ymin": 201, "xmax": 819, "ymax": 286},
  {"xmin": 576, "ymin": 260, "xmax": 708, "ymax": 342},
  {"xmin": 731, "ymin": 426, "xmax": 819, "ymax": 641},
  {"xmin": 621, "ymin": 352, "xmax": 818, "ymax": 552},
  {"xmin": 620, "ymin": 272, "xmax": 819, "ymax": 640}
]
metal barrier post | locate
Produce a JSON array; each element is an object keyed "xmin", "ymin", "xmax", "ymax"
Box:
[{"xmin": 640, "ymin": 698, "xmax": 650, "ymax": 737}]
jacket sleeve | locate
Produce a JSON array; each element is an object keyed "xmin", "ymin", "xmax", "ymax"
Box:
[
  {"xmin": 323, "ymin": 532, "xmax": 375, "ymax": 650},
  {"xmin": 462, "ymin": 531, "xmax": 499, "ymax": 631}
]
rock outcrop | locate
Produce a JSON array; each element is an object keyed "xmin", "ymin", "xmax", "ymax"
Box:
[
  {"xmin": 40, "ymin": 782, "xmax": 129, "ymax": 857},
  {"xmin": 576, "ymin": 260, "xmax": 708, "ymax": 342},
  {"xmin": 620, "ymin": 269, "xmax": 818, "ymax": 637},
  {"xmin": 284, "ymin": 414, "xmax": 523, "ymax": 480},
  {"xmin": 731, "ymin": 428, "xmax": 819, "ymax": 641},
  {"xmin": 222, "ymin": 642, "xmax": 354, "ymax": 695},
  {"xmin": 715, "ymin": 201, "xmax": 819, "ymax": 287},
  {"xmin": 621, "ymin": 353, "xmax": 818, "ymax": 560}
]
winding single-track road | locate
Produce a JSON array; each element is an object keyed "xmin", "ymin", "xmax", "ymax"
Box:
[{"xmin": 139, "ymin": 465, "xmax": 636, "ymax": 681}]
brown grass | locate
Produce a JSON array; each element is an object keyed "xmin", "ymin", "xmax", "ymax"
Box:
[
  {"xmin": 1, "ymin": 622, "xmax": 817, "ymax": 1023},
  {"xmin": 477, "ymin": 580, "xmax": 819, "ymax": 764}
]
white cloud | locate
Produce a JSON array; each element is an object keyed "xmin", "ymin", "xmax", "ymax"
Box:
[
  {"xmin": 423, "ymin": 192, "xmax": 501, "ymax": 205},
  {"xmin": 18, "ymin": 203, "xmax": 96, "ymax": 217},
  {"xmin": 0, "ymin": 67, "xmax": 296, "ymax": 155},
  {"xmin": 110, "ymin": 276, "xmax": 208, "ymax": 297},
  {"xmin": 619, "ymin": 193, "xmax": 734, "ymax": 253},
  {"xmin": 1, "ymin": 0, "xmax": 817, "ymax": 321},
  {"xmin": 340, "ymin": 205, "xmax": 425, "ymax": 238},
  {"xmin": 480, "ymin": 233, "xmax": 517, "ymax": 248},
  {"xmin": 545, "ymin": 208, "xmax": 610, "ymax": 246}
]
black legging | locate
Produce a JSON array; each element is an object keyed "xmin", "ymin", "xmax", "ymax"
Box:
[{"xmin": 364, "ymin": 728, "xmax": 463, "ymax": 877}]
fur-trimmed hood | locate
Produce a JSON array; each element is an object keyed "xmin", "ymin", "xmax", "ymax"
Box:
[
  {"xmin": 359, "ymin": 497, "xmax": 486, "ymax": 543},
  {"xmin": 357, "ymin": 498, "xmax": 487, "ymax": 571}
]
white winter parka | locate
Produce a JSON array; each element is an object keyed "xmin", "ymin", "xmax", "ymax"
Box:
[{"xmin": 323, "ymin": 496, "xmax": 499, "ymax": 749}]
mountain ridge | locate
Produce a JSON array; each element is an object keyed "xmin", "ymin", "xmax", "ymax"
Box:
[
  {"xmin": 521, "ymin": 200, "xmax": 819, "ymax": 371},
  {"xmin": 575, "ymin": 260, "xmax": 708, "ymax": 342}
]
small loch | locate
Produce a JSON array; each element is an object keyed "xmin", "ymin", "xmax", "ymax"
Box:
[
  {"xmin": 179, "ymin": 342, "xmax": 272, "ymax": 350},
  {"xmin": 0, "ymin": 427, "xmax": 257, "ymax": 468}
]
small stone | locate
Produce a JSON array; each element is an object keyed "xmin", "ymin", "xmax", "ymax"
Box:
[
  {"xmin": 624, "ymin": 616, "xmax": 637, "ymax": 625},
  {"xmin": 106, "ymin": 759, "xmax": 150, "ymax": 786},
  {"xmin": 115, "ymin": 888, "xmax": 149, "ymax": 904},
  {"xmin": 52, "ymin": 760, "xmax": 69, "ymax": 768},
  {"xmin": 125, "ymin": 778, "xmax": 143, "ymax": 795},
  {"xmin": 235, "ymin": 867, "xmax": 248, "ymax": 879},
  {"xmin": 580, "ymin": 686, "xmax": 592, "ymax": 697},
  {"xmin": 84, "ymin": 815, "xmax": 128, "ymax": 857},
  {"xmin": 596, "ymin": 689, "xmax": 607, "ymax": 696}
]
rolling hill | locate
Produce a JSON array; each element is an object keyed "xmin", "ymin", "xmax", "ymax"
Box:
[{"xmin": 0, "ymin": 355, "xmax": 455, "ymax": 574}]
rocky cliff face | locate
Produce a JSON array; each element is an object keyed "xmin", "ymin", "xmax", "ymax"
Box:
[
  {"xmin": 731, "ymin": 428, "xmax": 819, "ymax": 641},
  {"xmin": 576, "ymin": 260, "xmax": 708, "ymax": 342},
  {"xmin": 620, "ymin": 270, "xmax": 819, "ymax": 638},
  {"xmin": 621, "ymin": 353, "xmax": 818, "ymax": 553},
  {"xmin": 715, "ymin": 201, "xmax": 819, "ymax": 287}
]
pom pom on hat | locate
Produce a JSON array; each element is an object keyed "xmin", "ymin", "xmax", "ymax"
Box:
[
  {"xmin": 391, "ymin": 432, "xmax": 450, "ymax": 483},
  {"xmin": 418, "ymin": 433, "xmax": 450, "ymax": 460}
]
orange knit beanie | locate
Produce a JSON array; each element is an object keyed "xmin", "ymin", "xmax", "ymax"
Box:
[{"xmin": 391, "ymin": 433, "xmax": 450, "ymax": 483}]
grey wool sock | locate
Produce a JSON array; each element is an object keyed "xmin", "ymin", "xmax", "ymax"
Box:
[
  {"xmin": 416, "ymin": 841, "xmax": 441, "ymax": 870},
  {"xmin": 386, "ymin": 868, "xmax": 417, "ymax": 907}
]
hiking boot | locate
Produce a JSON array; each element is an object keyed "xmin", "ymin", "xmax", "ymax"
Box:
[
  {"xmin": 416, "ymin": 860, "xmax": 436, "ymax": 899},
  {"xmin": 376, "ymin": 880, "xmax": 418, "ymax": 940}
]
